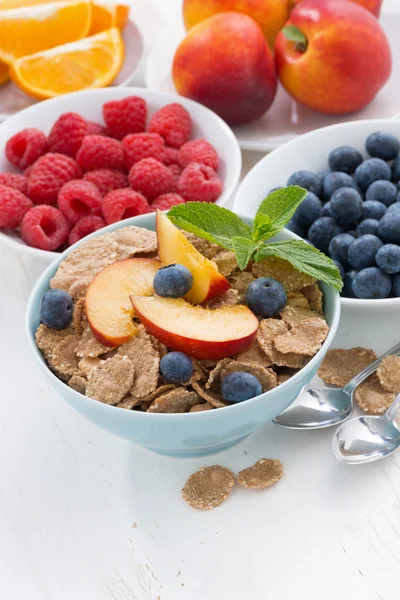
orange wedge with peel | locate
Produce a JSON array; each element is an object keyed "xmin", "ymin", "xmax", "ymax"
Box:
[
  {"xmin": 0, "ymin": 62, "xmax": 9, "ymax": 85},
  {"xmin": 90, "ymin": 1, "xmax": 130, "ymax": 34},
  {"xmin": 0, "ymin": 0, "xmax": 92, "ymax": 65},
  {"xmin": 10, "ymin": 28, "xmax": 124, "ymax": 100}
]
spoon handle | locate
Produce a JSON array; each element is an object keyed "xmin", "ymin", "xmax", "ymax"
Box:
[
  {"xmin": 386, "ymin": 393, "xmax": 400, "ymax": 421},
  {"xmin": 343, "ymin": 341, "xmax": 400, "ymax": 395}
]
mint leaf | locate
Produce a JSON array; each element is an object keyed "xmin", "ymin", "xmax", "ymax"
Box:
[
  {"xmin": 231, "ymin": 237, "xmax": 261, "ymax": 270},
  {"xmin": 168, "ymin": 202, "xmax": 252, "ymax": 251},
  {"xmin": 255, "ymin": 240, "xmax": 343, "ymax": 291},
  {"xmin": 253, "ymin": 186, "xmax": 308, "ymax": 241}
]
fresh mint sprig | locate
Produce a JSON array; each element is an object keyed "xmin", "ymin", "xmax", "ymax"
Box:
[{"xmin": 167, "ymin": 186, "xmax": 343, "ymax": 291}]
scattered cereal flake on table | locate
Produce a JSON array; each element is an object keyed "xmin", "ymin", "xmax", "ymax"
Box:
[
  {"xmin": 286, "ymin": 292, "xmax": 310, "ymax": 310},
  {"xmin": 50, "ymin": 334, "xmax": 81, "ymax": 380},
  {"xmin": 50, "ymin": 235, "xmax": 120, "ymax": 299},
  {"xmin": 237, "ymin": 459, "xmax": 284, "ymax": 490},
  {"xmin": 220, "ymin": 360, "xmax": 277, "ymax": 393},
  {"xmin": 203, "ymin": 289, "xmax": 239, "ymax": 310},
  {"xmin": 68, "ymin": 375, "xmax": 87, "ymax": 394},
  {"xmin": 301, "ymin": 283, "xmax": 323, "ymax": 314},
  {"xmin": 35, "ymin": 324, "xmax": 74, "ymax": 361},
  {"xmin": 377, "ymin": 356, "xmax": 400, "ymax": 393},
  {"xmin": 72, "ymin": 297, "xmax": 87, "ymax": 334},
  {"xmin": 236, "ymin": 340, "xmax": 274, "ymax": 368},
  {"xmin": 257, "ymin": 319, "xmax": 309, "ymax": 369},
  {"xmin": 190, "ymin": 402, "xmax": 214, "ymax": 412},
  {"xmin": 228, "ymin": 271, "xmax": 254, "ymax": 302},
  {"xmin": 191, "ymin": 381, "xmax": 227, "ymax": 408},
  {"xmin": 354, "ymin": 373, "xmax": 397, "ymax": 414},
  {"xmin": 212, "ymin": 249, "xmax": 238, "ymax": 277},
  {"xmin": 252, "ymin": 256, "xmax": 315, "ymax": 292},
  {"xmin": 118, "ymin": 325, "xmax": 160, "ymax": 398},
  {"xmin": 110, "ymin": 226, "xmax": 157, "ymax": 259},
  {"xmin": 78, "ymin": 356, "xmax": 103, "ymax": 377},
  {"xmin": 318, "ymin": 348, "xmax": 378, "ymax": 388},
  {"xmin": 184, "ymin": 232, "xmax": 219, "ymax": 259},
  {"xmin": 147, "ymin": 388, "xmax": 199, "ymax": 413},
  {"xmin": 76, "ymin": 325, "xmax": 115, "ymax": 358},
  {"xmin": 181, "ymin": 466, "xmax": 235, "ymax": 510},
  {"xmin": 86, "ymin": 355, "xmax": 135, "ymax": 405}
]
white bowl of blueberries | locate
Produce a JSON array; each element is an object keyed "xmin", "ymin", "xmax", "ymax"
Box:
[{"xmin": 234, "ymin": 119, "xmax": 400, "ymax": 321}]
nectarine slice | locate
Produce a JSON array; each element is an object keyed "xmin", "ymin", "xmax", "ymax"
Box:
[
  {"xmin": 156, "ymin": 209, "xmax": 230, "ymax": 304},
  {"xmin": 130, "ymin": 295, "xmax": 259, "ymax": 360},
  {"xmin": 86, "ymin": 258, "xmax": 161, "ymax": 346}
]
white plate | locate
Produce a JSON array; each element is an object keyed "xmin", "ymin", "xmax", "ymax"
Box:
[
  {"xmin": 0, "ymin": 19, "xmax": 144, "ymax": 121},
  {"xmin": 144, "ymin": 9, "xmax": 400, "ymax": 152}
]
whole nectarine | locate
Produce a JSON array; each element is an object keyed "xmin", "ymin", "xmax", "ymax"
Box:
[
  {"xmin": 173, "ymin": 12, "xmax": 277, "ymax": 125},
  {"xmin": 275, "ymin": 0, "xmax": 391, "ymax": 114},
  {"xmin": 182, "ymin": 0, "xmax": 291, "ymax": 48}
]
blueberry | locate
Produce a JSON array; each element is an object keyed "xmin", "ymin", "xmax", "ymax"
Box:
[
  {"xmin": 393, "ymin": 273, "xmax": 400, "ymax": 297},
  {"xmin": 304, "ymin": 239, "xmax": 314, "ymax": 246},
  {"xmin": 347, "ymin": 234, "xmax": 383, "ymax": 270},
  {"xmin": 40, "ymin": 289, "xmax": 73, "ymax": 330},
  {"xmin": 332, "ymin": 260, "xmax": 345, "ymax": 280},
  {"xmin": 354, "ymin": 158, "xmax": 391, "ymax": 190},
  {"xmin": 321, "ymin": 201, "xmax": 332, "ymax": 217},
  {"xmin": 293, "ymin": 191, "xmax": 322, "ymax": 227},
  {"xmin": 342, "ymin": 270, "xmax": 357, "ymax": 298},
  {"xmin": 352, "ymin": 267, "xmax": 392, "ymax": 299},
  {"xmin": 361, "ymin": 200, "xmax": 387, "ymax": 221},
  {"xmin": 328, "ymin": 145, "xmax": 363, "ymax": 174},
  {"xmin": 356, "ymin": 219, "xmax": 380, "ymax": 237},
  {"xmin": 246, "ymin": 277, "xmax": 287, "ymax": 318},
  {"xmin": 366, "ymin": 131, "xmax": 400, "ymax": 161},
  {"xmin": 153, "ymin": 263, "xmax": 193, "ymax": 298},
  {"xmin": 286, "ymin": 218, "xmax": 306, "ymax": 238},
  {"xmin": 347, "ymin": 230, "xmax": 357, "ymax": 238},
  {"xmin": 287, "ymin": 170, "xmax": 321, "ymax": 196},
  {"xmin": 308, "ymin": 216, "xmax": 343, "ymax": 253},
  {"xmin": 317, "ymin": 169, "xmax": 332, "ymax": 184},
  {"xmin": 378, "ymin": 213, "xmax": 400, "ymax": 244},
  {"xmin": 159, "ymin": 352, "xmax": 193, "ymax": 383},
  {"xmin": 392, "ymin": 155, "xmax": 400, "ymax": 183},
  {"xmin": 365, "ymin": 180, "xmax": 398, "ymax": 207},
  {"xmin": 330, "ymin": 187, "xmax": 363, "ymax": 225},
  {"xmin": 375, "ymin": 244, "xmax": 400, "ymax": 274},
  {"xmin": 387, "ymin": 202, "xmax": 400, "ymax": 215},
  {"xmin": 323, "ymin": 171, "xmax": 358, "ymax": 200},
  {"xmin": 328, "ymin": 233, "xmax": 354, "ymax": 268},
  {"xmin": 221, "ymin": 372, "xmax": 262, "ymax": 403}
]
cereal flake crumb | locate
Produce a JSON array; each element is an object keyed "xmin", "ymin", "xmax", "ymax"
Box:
[
  {"xmin": 181, "ymin": 466, "xmax": 235, "ymax": 510},
  {"xmin": 237, "ymin": 458, "xmax": 284, "ymax": 490},
  {"xmin": 354, "ymin": 373, "xmax": 397, "ymax": 415},
  {"xmin": 147, "ymin": 388, "xmax": 199, "ymax": 413},
  {"xmin": 86, "ymin": 355, "xmax": 135, "ymax": 405},
  {"xmin": 377, "ymin": 356, "xmax": 400, "ymax": 393},
  {"xmin": 318, "ymin": 348, "xmax": 378, "ymax": 387}
]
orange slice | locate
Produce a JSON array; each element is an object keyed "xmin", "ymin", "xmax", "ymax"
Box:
[
  {"xmin": 90, "ymin": 1, "xmax": 130, "ymax": 34},
  {"xmin": 0, "ymin": 62, "xmax": 9, "ymax": 85},
  {"xmin": 10, "ymin": 28, "xmax": 124, "ymax": 100},
  {"xmin": 0, "ymin": 0, "xmax": 92, "ymax": 65}
]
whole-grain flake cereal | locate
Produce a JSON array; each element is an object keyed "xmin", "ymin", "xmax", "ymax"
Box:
[
  {"xmin": 68, "ymin": 375, "xmax": 87, "ymax": 394},
  {"xmin": 257, "ymin": 319, "xmax": 309, "ymax": 369},
  {"xmin": 76, "ymin": 325, "xmax": 115, "ymax": 358},
  {"xmin": 219, "ymin": 360, "xmax": 277, "ymax": 393},
  {"xmin": 190, "ymin": 402, "xmax": 214, "ymax": 412},
  {"xmin": 318, "ymin": 348, "xmax": 378, "ymax": 387},
  {"xmin": 86, "ymin": 355, "xmax": 135, "ymax": 405},
  {"xmin": 72, "ymin": 297, "xmax": 87, "ymax": 334},
  {"xmin": 50, "ymin": 334, "xmax": 81, "ymax": 380},
  {"xmin": 78, "ymin": 356, "xmax": 102, "ymax": 377},
  {"xmin": 35, "ymin": 323, "xmax": 74, "ymax": 361},
  {"xmin": 227, "ymin": 270, "xmax": 254, "ymax": 302},
  {"xmin": 204, "ymin": 288, "xmax": 239, "ymax": 310},
  {"xmin": 301, "ymin": 283, "xmax": 323, "ymax": 314},
  {"xmin": 252, "ymin": 256, "xmax": 315, "ymax": 292},
  {"xmin": 377, "ymin": 356, "xmax": 400, "ymax": 393},
  {"xmin": 236, "ymin": 340, "xmax": 274, "ymax": 368},
  {"xmin": 191, "ymin": 381, "xmax": 227, "ymax": 408},
  {"xmin": 117, "ymin": 325, "xmax": 160, "ymax": 398},
  {"xmin": 110, "ymin": 226, "xmax": 158, "ymax": 259},
  {"xmin": 147, "ymin": 388, "xmax": 200, "ymax": 413},
  {"xmin": 181, "ymin": 466, "xmax": 235, "ymax": 510},
  {"xmin": 354, "ymin": 373, "xmax": 397, "ymax": 415},
  {"xmin": 183, "ymin": 232, "xmax": 219, "ymax": 259},
  {"xmin": 237, "ymin": 458, "xmax": 284, "ymax": 490},
  {"xmin": 212, "ymin": 249, "xmax": 238, "ymax": 278}
]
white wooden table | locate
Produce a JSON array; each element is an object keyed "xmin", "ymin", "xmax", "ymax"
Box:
[{"xmin": 1, "ymin": 1, "xmax": 400, "ymax": 599}]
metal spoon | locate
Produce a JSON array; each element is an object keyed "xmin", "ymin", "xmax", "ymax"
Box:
[
  {"xmin": 332, "ymin": 394, "xmax": 400, "ymax": 464},
  {"xmin": 273, "ymin": 341, "xmax": 400, "ymax": 430}
]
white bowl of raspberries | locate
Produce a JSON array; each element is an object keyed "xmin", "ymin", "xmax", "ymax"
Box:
[{"xmin": 0, "ymin": 88, "xmax": 241, "ymax": 263}]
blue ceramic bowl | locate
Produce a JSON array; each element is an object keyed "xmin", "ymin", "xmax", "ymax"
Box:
[{"xmin": 26, "ymin": 214, "xmax": 341, "ymax": 457}]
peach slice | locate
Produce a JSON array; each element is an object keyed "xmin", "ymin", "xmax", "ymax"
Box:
[
  {"xmin": 86, "ymin": 258, "xmax": 161, "ymax": 346},
  {"xmin": 130, "ymin": 295, "xmax": 259, "ymax": 360},
  {"xmin": 156, "ymin": 209, "xmax": 230, "ymax": 304}
]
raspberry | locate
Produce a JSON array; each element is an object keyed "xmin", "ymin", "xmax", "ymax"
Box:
[
  {"xmin": 148, "ymin": 103, "xmax": 191, "ymax": 148},
  {"xmin": 0, "ymin": 173, "xmax": 28, "ymax": 194},
  {"xmin": 48, "ymin": 112, "xmax": 89, "ymax": 158},
  {"xmin": 83, "ymin": 169, "xmax": 128, "ymax": 196},
  {"xmin": 151, "ymin": 193, "xmax": 185, "ymax": 211},
  {"xmin": 27, "ymin": 153, "xmax": 80, "ymax": 205},
  {"xmin": 122, "ymin": 133, "xmax": 165, "ymax": 169},
  {"xmin": 179, "ymin": 139, "xmax": 218, "ymax": 170},
  {"xmin": 5, "ymin": 128, "xmax": 48, "ymax": 170},
  {"xmin": 0, "ymin": 184, "xmax": 32, "ymax": 228},
  {"xmin": 102, "ymin": 189, "xmax": 150, "ymax": 224},
  {"xmin": 76, "ymin": 135, "xmax": 125, "ymax": 172},
  {"xmin": 20, "ymin": 205, "xmax": 70, "ymax": 250},
  {"xmin": 177, "ymin": 162, "xmax": 223, "ymax": 203},
  {"xmin": 163, "ymin": 146, "xmax": 180, "ymax": 166},
  {"xmin": 87, "ymin": 121, "xmax": 108, "ymax": 136},
  {"xmin": 128, "ymin": 158, "xmax": 174, "ymax": 201},
  {"xmin": 68, "ymin": 215, "xmax": 105, "ymax": 246},
  {"xmin": 24, "ymin": 164, "xmax": 34, "ymax": 178},
  {"xmin": 58, "ymin": 180, "xmax": 102, "ymax": 225},
  {"xmin": 169, "ymin": 163, "xmax": 182, "ymax": 192},
  {"xmin": 103, "ymin": 96, "xmax": 147, "ymax": 140}
]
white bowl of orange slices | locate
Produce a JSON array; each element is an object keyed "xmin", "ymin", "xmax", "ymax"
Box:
[{"xmin": 0, "ymin": 0, "xmax": 144, "ymax": 118}]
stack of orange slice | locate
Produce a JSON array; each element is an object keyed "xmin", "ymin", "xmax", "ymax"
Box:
[{"xmin": 0, "ymin": 0, "xmax": 128, "ymax": 99}]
